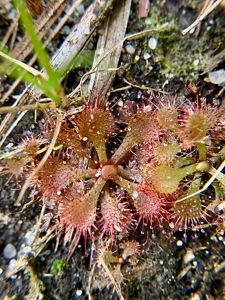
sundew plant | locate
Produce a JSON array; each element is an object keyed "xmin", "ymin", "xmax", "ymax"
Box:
[
  {"xmin": 2, "ymin": 96, "xmax": 225, "ymax": 257},
  {"xmin": 1, "ymin": 0, "xmax": 225, "ymax": 261}
]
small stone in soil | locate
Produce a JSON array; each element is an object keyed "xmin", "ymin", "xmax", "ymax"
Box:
[
  {"xmin": 208, "ymin": 69, "xmax": 225, "ymax": 85},
  {"xmin": 3, "ymin": 243, "xmax": 17, "ymax": 259},
  {"xmin": 125, "ymin": 44, "xmax": 136, "ymax": 55},
  {"xmin": 148, "ymin": 37, "xmax": 158, "ymax": 50},
  {"xmin": 176, "ymin": 240, "xmax": 183, "ymax": 247},
  {"xmin": 143, "ymin": 52, "xmax": 151, "ymax": 60},
  {"xmin": 76, "ymin": 289, "xmax": 83, "ymax": 297}
]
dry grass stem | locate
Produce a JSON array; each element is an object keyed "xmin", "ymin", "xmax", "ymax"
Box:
[
  {"xmin": 0, "ymin": 102, "xmax": 56, "ymax": 114},
  {"xmin": 0, "ymin": 51, "xmax": 43, "ymax": 77},
  {"xmin": 182, "ymin": 0, "xmax": 223, "ymax": 35},
  {"xmin": 123, "ymin": 78, "xmax": 171, "ymax": 95},
  {"xmin": 88, "ymin": 0, "xmax": 132, "ymax": 102},
  {"xmin": 176, "ymin": 159, "xmax": 225, "ymax": 203},
  {"xmin": 32, "ymin": 204, "xmax": 46, "ymax": 245},
  {"xmin": 0, "ymin": 17, "xmax": 18, "ymax": 49},
  {"xmin": 98, "ymin": 257, "xmax": 124, "ymax": 300}
]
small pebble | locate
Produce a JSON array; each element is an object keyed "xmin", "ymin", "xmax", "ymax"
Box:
[
  {"xmin": 177, "ymin": 240, "xmax": 183, "ymax": 247},
  {"xmin": 125, "ymin": 44, "xmax": 136, "ymax": 55},
  {"xmin": 148, "ymin": 37, "xmax": 158, "ymax": 50},
  {"xmin": 193, "ymin": 59, "xmax": 200, "ymax": 66},
  {"xmin": 192, "ymin": 261, "xmax": 198, "ymax": 267},
  {"xmin": 132, "ymin": 191, "xmax": 139, "ymax": 199},
  {"xmin": 118, "ymin": 100, "xmax": 124, "ymax": 107},
  {"xmin": 134, "ymin": 55, "xmax": 140, "ymax": 62},
  {"xmin": 24, "ymin": 230, "xmax": 36, "ymax": 245},
  {"xmin": 6, "ymin": 259, "xmax": 17, "ymax": 278},
  {"xmin": 145, "ymin": 17, "xmax": 152, "ymax": 25},
  {"xmin": 208, "ymin": 69, "xmax": 225, "ymax": 85},
  {"xmin": 61, "ymin": 25, "xmax": 71, "ymax": 35},
  {"xmin": 143, "ymin": 52, "xmax": 151, "ymax": 60},
  {"xmin": 144, "ymin": 105, "xmax": 152, "ymax": 112},
  {"xmin": 189, "ymin": 293, "xmax": 201, "ymax": 300},
  {"xmin": 3, "ymin": 243, "xmax": 17, "ymax": 259},
  {"xmin": 76, "ymin": 289, "xmax": 82, "ymax": 297}
]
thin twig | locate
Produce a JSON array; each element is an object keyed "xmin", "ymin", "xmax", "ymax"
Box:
[
  {"xmin": 11, "ymin": 0, "xmax": 67, "ymax": 62},
  {"xmin": 87, "ymin": 261, "xmax": 96, "ymax": 300},
  {"xmin": 0, "ymin": 17, "xmax": 19, "ymax": 49},
  {"xmin": 32, "ymin": 203, "xmax": 46, "ymax": 245},
  {"xmin": 1, "ymin": 0, "xmax": 80, "ymax": 104},
  {"xmin": 98, "ymin": 257, "xmax": 124, "ymax": 300},
  {"xmin": 182, "ymin": 0, "xmax": 223, "ymax": 35},
  {"xmin": 176, "ymin": 159, "xmax": 225, "ymax": 203},
  {"xmin": 194, "ymin": 0, "xmax": 213, "ymax": 36},
  {"xmin": 70, "ymin": 68, "xmax": 121, "ymax": 98},
  {"xmin": 15, "ymin": 112, "xmax": 62, "ymax": 205},
  {"xmin": 123, "ymin": 78, "xmax": 170, "ymax": 95},
  {"xmin": 47, "ymin": 0, "xmax": 84, "ymax": 43},
  {"xmin": 110, "ymin": 85, "xmax": 132, "ymax": 93},
  {"xmin": 0, "ymin": 102, "xmax": 56, "ymax": 114},
  {"xmin": 0, "ymin": 51, "xmax": 43, "ymax": 77}
]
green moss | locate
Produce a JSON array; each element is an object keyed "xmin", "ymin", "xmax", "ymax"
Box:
[
  {"xmin": 141, "ymin": 6, "xmax": 225, "ymax": 81},
  {"xmin": 51, "ymin": 259, "xmax": 65, "ymax": 276}
]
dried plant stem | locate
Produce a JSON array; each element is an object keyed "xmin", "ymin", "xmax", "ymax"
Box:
[
  {"xmin": 98, "ymin": 257, "xmax": 124, "ymax": 300},
  {"xmin": 87, "ymin": 262, "xmax": 96, "ymax": 300},
  {"xmin": 88, "ymin": 0, "xmax": 132, "ymax": 102},
  {"xmin": 48, "ymin": 0, "xmax": 84, "ymax": 43},
  {"xmin": 32, "ymin": 203, "xmax": 46, "ymax": 245},
  {"xmin": 0, "ymin": 17, "xmax": 19, "ymax": 49},
  {"xmin": 176, "ymin": 159, "xmax": 225, "ymax": 203},
  {"xmin": 0, "ymin": 102, "xmax": 56, "ymax": 114},
  {"xmin": 51, "ymin": 0, "xmax": 115, "ymax": 74},
  {"xmin": 70, "ymin": 68, "xmax": 120, "ymax": 98},
  {"xmin": 16, "ymin": 112, "xmax": 63, "ymax": 205},
  {"xmin": 208, "ymin": 166, "xmax": 225, "ymax": 186},
  {"xmin": 123, "ymin": 78, "xmax": 170, "ymax": 95},
  {"xmin": 182, "ymin": 0, "xmax": 223, "ymax": 35},
  {"xmin": 11, "ymin": 0, "xmax": 67, "ymax": 62},
  {"xmin": 110, "ymin": 85, "xmax": 131, "ymax": 93},
  {"xmin": 0, "ymin": 51, "xmax": 43, "ymax": 77}
]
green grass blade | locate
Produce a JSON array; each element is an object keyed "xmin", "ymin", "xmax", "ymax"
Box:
[
  {"xmin": 13, "ymin": 0, "xmax": 63, "ymax": 105},
  {"xmin": 0, "ymin": 60, "xmax": 61, "ymax": 104},
  {"xmin": 14, "ymin": 0, "xmax": 56, "ymax": 79}
]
